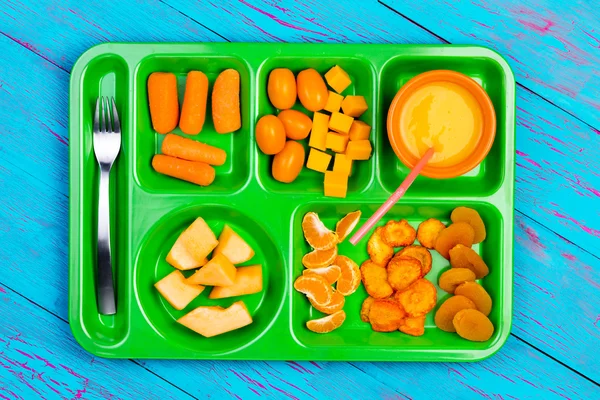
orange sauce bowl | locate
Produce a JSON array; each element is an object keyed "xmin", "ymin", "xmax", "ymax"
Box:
[{"xmin": 387, "ymin": 70, "xmax": 496, "ymax": 179}]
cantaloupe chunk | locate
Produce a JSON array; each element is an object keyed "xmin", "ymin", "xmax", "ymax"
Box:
[
  {"xmin": 180, "ymin": 218, "xmax": 219, "ymax": 263},
  {"xmin": 333, "ymin": 153, "xmax": 353, "ymax": 176},
  {"xmin": 209, "ymin": 265, "xmax": 263, "ymax": 299},
  {"xmin": 329, "ymin": 112, "xmax": 353, "ymax": 134},
  {"xmin": 306, "ymin": 148, "xmax": 332, "ymax": 173},
  {"xmin": 348, "ymin": 120, "xmax": 371, "ymax": 141},
  {"xmin": 345, "ymin": 140, "xmax": 372, "ymax": 160},
  {"xmin": 154, "ymin": 270, "xmax": 205, "ymax": 310},
  {"xmin": 324, "ymin": 65, "xmax": 351, "ymax": 94},
  {"xmin": 324, "ymin": 171, "xmax": 348, "ymax": 198},
  {"xmin": 324, "ymin": 91, "xmax": 343, "ymax": 113},
  {"xmin": 326, "ymin": 131, "xmax": 349, "ymax": 153},
  {"xmin": 308, "ymin": 112, "xmax": 329, "ymax": 151},
  {"xmin": 166, "ymin": 234, "xmax": 208, "ymax": 270},
  {"xmin": 186, "ymin": 253, "xmax": 237, "ymax": 286},
  {"xmin": 213, "ymin": 225, "xmax": 255, "ymax": 264},
  {"xmin": 341, "ymin": 95, "xmax": 368, "ymax": 117},
  {"xmin": 177, "ymin": 301, "xmax": 253, "ymax": 337}
]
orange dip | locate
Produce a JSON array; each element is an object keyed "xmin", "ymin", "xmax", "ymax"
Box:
[{"xmin": 399, "ymin": 81, "xmax": 483, "ymax": 167}]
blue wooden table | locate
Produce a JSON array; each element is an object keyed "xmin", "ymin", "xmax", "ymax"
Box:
[{"xmin": 1, "ymin": 0, "xmax": 598, "ymax": 398}]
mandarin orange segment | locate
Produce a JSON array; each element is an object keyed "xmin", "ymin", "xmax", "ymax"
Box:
[
  {"xmin": 306, "ymin": 310, "xmax": 346, "ymax": 333},
  {"xmin": 334, "ymin": 255, "xmax": 362, "ymax": 296},
  {"xmin": 302, "ymin": 246, "xmax": 338, "ymax": 269},
  {"xmin": 309, "ymin": 290, "xmax": 345, "ymax": 314},
  {"xmin": 335, "ymin": 210, "xmax": 361, "ymax": 242},
  {"xmin": 303, "ymin": 264, "xmax": 342, "ymax": 285},
  {"xmin": 302, "ymin": 212, "xmax": 339, "ymax": 250},
  {"xmin": 293, "ymin": 275, "xmax": 333, "ymax": 306}
]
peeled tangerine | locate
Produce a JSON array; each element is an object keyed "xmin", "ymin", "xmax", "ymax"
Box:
[
  {"xmin": 209, "ymin": 265, "xmax": 263, "ymax": 299},
  {"xmin": 453, "ymin": 309, "xmax": 494, "ymax": 342},
  {"xmin": 455, "ymin": 281, "xmax": 492, "ymax": 316},
  {"xmin": 213, "ymin": 225, "xmax": 255, "ymax": 264},
  {"xmin": 387, "ymin": 257, "xmax": 421, "ymax": 292},
  {"xmin": 381, "ymin": 219, "xmax": 416, "ymax": 247},
  {"xmin": 434, "ymin": 222, "xmax": 475, "ymax": 259},
  {"xmin": 394, "ymin": 278, "xmax": 437, "ymax": 317},
  {"xmin": 395, "ymin": 245, "xmax": 433, "ymax": 276},
  {"xmin": 369, "ymin": 299, "xmax": 406, "ymax": 332},
  {"xmin": 449, "ymin": 244, "xmax": 489, "ymax": 279},
  {"xmin": 309, "ymin": 291, "xmax": 345, "ymax": 315},
  {"xmin": 307, "ymin": 310, "xmax": 346, "ymax": 333},
  {"xmin": 451, "ymin": 207, "xmax": 486, "ymax": 244},
  {"xmin": 434, "ymin": 295, "xmax": 476, "ymax": 332},
  {"xmin": 360, "ymin": 260, "xmax": 393, "ymax": 299},
  {"xmin": 367, "ymin": 227, "xmax": 394, "ymax": 266},
  {"xmin": 438, "ymin": 268, "xmax": 476, "ymax": 294},
  {"xmin": 334, "ymin": 255, "xmax": 361, "ymax": 296},
  {"xmin": 178, "ymin": 301, "xmax": 252, "ymax": 337},
  {"xmin": 294, "ymin": 275, "xmax": 333, "ymax": 307}
]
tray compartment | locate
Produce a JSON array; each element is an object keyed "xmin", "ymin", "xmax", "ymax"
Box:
[
  {"xmin": 134, "ymin": 55, "xmax": 253, "ymax": 194},
  {"xmin": 290, "ymin": 201, "xmax": 509, "ymax": 358},
  {"xmin": 133, "ymin": 203, "xmax": 286, "ymax": 354},
  {"xmin": 255, "ymin": 56, "xmax": 376, "ymax": 196},
  {"xmin": 378, "ymin": 54, "xmax": 509, "ymax": 197}
]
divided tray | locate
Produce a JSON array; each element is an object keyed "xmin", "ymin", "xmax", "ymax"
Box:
[{"xmin": 68, "ymin": 43, "xmax": 515, "ymax": 361}]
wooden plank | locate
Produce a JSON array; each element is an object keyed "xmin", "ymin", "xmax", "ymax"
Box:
[
  {"xmin": 0, "ymin": 284, "xmax": 193, "ymax": 400},
  {"xmin": 383, "ymin": 0, "xmax": 600, "ymax": 128}
]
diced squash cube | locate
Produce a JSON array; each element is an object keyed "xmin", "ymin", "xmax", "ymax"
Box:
[
  {"xmin": 213, "ymin": 225, "xmax": 255, "ymax": 264},
  {"xmin": 154, "ymin": 270, "xmax": 205, "ymax": 310},
  {"xmin": 333, "ymin": 153, "xmax": 353, "ymax": 176},
  {"xmin": 345, "ymin": 140, "xmax": 372, "ymax": 160},
  {"xmin": 324, "ymin": 91, "xmax": 343, "ymax": 113},
  {"xmin": 308, "ymin": 112, "xmax": 329, "ymax": 151},
  {"xmin": 326, "ymin": 131, "xmax": 349, "ymax": 153},
  {"xmin": 324, "ymin": 171, "xmax": 348, "ymax": 198},
  {"xmin": 187, "ymin": 253, "xmax": 237, "ymax": 286},
  {"xmin": 166, "ymin": 234, "xmax": 208, "ymax": 270},
  {"xmin": 209, "ymin": 265, "xmax": 263, "ymax": 299},
  {"xmin": 329, "ymin": 112, "xmax": 354, "ymax": 134},
  {"xmin": 341, "ymin": 95, "xmax": 368, "ymax": 117},
  {"xmin": 306, "ymin": 148, "xmax": 332, "ymax": 173},
  {"xmin": 180, "ymin": 218, "xmax": 219, "ymax": 263},
  {"xmin": 348, "ymin": 120, "xmax": 371, "ymax": 141},
  {"xmin": 324, "ymin": 65, "xmax": 352, "ymax": 94},
  {"xmin": 177, "ymin": 301, "xmax": 253, "ymax": 337}
]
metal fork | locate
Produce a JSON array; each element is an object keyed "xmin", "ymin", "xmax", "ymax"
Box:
[{"xmin": 93, "ymin": 97, "xmax": 121, "ymax": 315}]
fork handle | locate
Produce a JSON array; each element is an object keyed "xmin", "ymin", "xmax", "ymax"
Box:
[{"xmin": 97, "ymin": 166, "xmax": 117, "ymax": 315}]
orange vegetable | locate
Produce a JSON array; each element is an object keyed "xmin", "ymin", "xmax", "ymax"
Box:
[
  {"xmin": 296, "ymin": 68, "xmax": 328, "ymax": 112},
  {"xmin": 152, "ymin": 154, "xmax": 215, "ymax": 186},
  {"xmin": 268, "ymin": 68, "xmax": 296, "ymax": 110},
  {"xmin": 179, "ymin": 71, "xmax": 208, "ymax": 135},
  {"xmin": 277, "ymin": 109, "xmax": 312, "ymax": 140},
  {"xmin": 162, "ymin": 133, "xmax": 226, "ymax": 166},
  {"xmin": 148, "ymin": 72, "xmax": 179, "ymax": 134},
  {"xmin": 272, "ymin": 141, "xmax": 305, "ymax": 183},
  {"xmin": 212, "ymin": 69, "xmax": 241, "ymax": 134},
  {"xmin": 255, "ymin": 115, "xmax": 286, "ymax": 155}
]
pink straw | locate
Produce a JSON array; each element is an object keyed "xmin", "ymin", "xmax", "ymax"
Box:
[{"xmin": 349, "ymin": 147, "xmax": 435, "ymax": 246}]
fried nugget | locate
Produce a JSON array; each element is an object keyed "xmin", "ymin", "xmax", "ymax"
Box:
[
  {"xmin": 395, "ymin": 245, "xmax": 433, "ymax": 276},
  {"xmin": 367, "ymin": 227, "xmax": 394, "ymax": 265},
  {"xmin": 387, "ymin": 256, "xmax": 422, "ymax": 291},
  {"xmin": 381, "ymin": 219, "xmax": 416, "ymax": 247},
  {"xmin": 394, "ymin": 279, "xmax": 437, "ymax": 317},
  {"xmin": 360, "ymin": 296, "xmax": 375, "ymax": 322},
  {"xmin": 368, "ymin": 299, "xmax": 406, "ymax": 332},
  {"xmin": 399, "ymin": 315, "xmax": 426, "ymax": 336},
  {"xmin": 360, "ymin": 260, "xmax": 394, "ymax": 299},
  {"xmin": 416, "ymin": 218, "xmax": 446, "ymax": 249}
]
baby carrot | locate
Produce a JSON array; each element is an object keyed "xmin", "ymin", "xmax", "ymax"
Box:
[
  {"xmin": 152, "ymin": 154, "xmax": 215, "ymax": 186},
  {"xmin": 179, "ymin": 71, "xmax": 209, "ymax": 135},
  {"xmin": 212, "ymin": 69, "xmax": 241, "ymax": 134},
  {"xmin": 161, "ymin": 133, "xmax": 227, "ymax": 166},
  {"xmin": 148, "ymin": 72, "xmax": 179, "ymax": 134}
]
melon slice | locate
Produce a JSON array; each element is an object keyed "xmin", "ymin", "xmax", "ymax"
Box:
[
  {"xmin": 186, "ymin": 253, "xmax": 237, "ymax": 286},
  {"xmin": 213, "ymin": 225, "xmax": 255, "ymax": 264},
  {"xmin": 177, "ymin": 301, "xmax": 253, "ymax": 337},
  {"xmin": 180, "ymin": 217, "xmax": 219, "ymax": 263},
  {"xmin": 154, "ymin": 270, "xmax": 205, "ymax": 310},
  {"xmin": 166, "ymin": 234, "xmax": 208, "ymax": 270},
  {"xmin": 209, "ymin": 265, "xmax": 262, "ymax": 299}
]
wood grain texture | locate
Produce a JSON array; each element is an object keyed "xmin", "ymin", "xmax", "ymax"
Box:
[{"xmin": 384, "ymin": 0, "xmax": 600, "ymax": 130}]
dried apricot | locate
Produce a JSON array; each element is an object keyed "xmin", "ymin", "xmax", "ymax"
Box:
[
  {"xmin": 438, "ymin": 268, "xmax": 476, "ymax": 293},
  {"xmin": 381, "ymin": 219, "xmax": 416, "ymax": 247},
  {"xmin": 434, "ymin": 295, "xmax": 476, "ymax": 332},
  {"xmin": 387, "ymin": 257, "xmax": 422, "ymax": 291},
  {"xmin": 302, "ymin": 212, "xmax": 339, "ymax": 250},
  {"xmin": 394, "ymin": 279, "xmax": 437, "ymax": 317},
  {"xmin": 335, "ymin": 255, "xmax": 361, "ymax": 296},
  {"xmin": 306, "ymin": 310, "xmax": 346, "ymax": 333},
  {"xmin": 302, "ymin": 246, "xmax": 338, "ymax": 269},
  {"xmin": 294, "ymin": 275, "xmax": 333, "ymax": 306},
  {"xmin": 360, "ymin": 260, "xmax": 394, "ymax": 299},
  {"xmin": 449, "ymin": 244, "xmax": 489, "ymax": 279},
  {"xmin": 367, "ymin": 227, "xmax": 394, "ymax": 266},
  {"xmin": 360, "ymin": 296, "xmax": 375, "ymax": 322},
  {"xmin": 453, "ymin": 309, "xmax": 494, "ymax": 341},
  {"xmin": 368, "ymin": 299, "xmax": 406, "ymax": 332},
  {"xmin": 309, "ymin": 290, "xmax": 345, "ymax": 314},
  {"xmin": 455, "ymin": 282, "xmax": 492, "ymax": 316},
  {"xmin": 335, "ymin": 210, "xmax": 361, "ymax": 242},
  {"xmin": 399, "ymin": 315, "xmax": 426, "ymax": 336},
  {"xmin": 416, "ymin": 218, "xmax": 446, "ymax": 249},
  {"xmin": 395, "ymin": 245, "xmax": 433, "ymax": 276},
  {"xmin": 302, "ymin": 264, "xmax": 342, "ymax": 285},
  {"xmin": 434, "ymin": 222, "xmax": 475, "ymax": 259},
  {"xmin": 451, "ymin": 207, "xmax": 486, "ymax": 244}
]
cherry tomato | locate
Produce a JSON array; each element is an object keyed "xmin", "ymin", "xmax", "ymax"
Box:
[
  {"xmin": 255, "ymin": 115, "xmax": 286, "ymax": 155},
  {"xmin": 277, "ymin": 109, "xmax": 312, "ymax": 140},
  {"xmin": 272, "ymin": 141, "xmax": 305, "ymax": 183},
  {"xmin": 296, "ymin": 68, "xmax": 327, "ymax": 112},
  {"xmin": 268, "ymin": 68, "xmax": 296, "ymax": 110}
]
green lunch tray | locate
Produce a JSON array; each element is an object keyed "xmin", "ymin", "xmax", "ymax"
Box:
[{"xmin": 69, "ymin": 43, "xmax": 515, "ymax": 362}]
